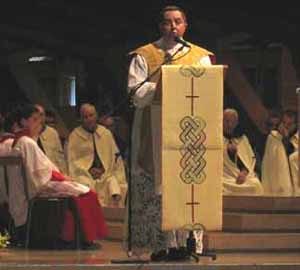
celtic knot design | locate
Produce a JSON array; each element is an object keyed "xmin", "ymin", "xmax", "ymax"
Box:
[
  {"xmin": 179, "ymin": 65, "xmax": 206, "ymax": 78},
  {"xmin": 179, "ymin": 116, "xmax": 207, "ymax": 184}
]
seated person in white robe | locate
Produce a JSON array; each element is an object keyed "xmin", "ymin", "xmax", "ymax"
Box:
[
  {"xmin": 223, "ymin": 108, "xmax": 263, "ymax": 196},
  {"xmin": 34, "ymin": 104, "xmax": 68, "ymax": 174},
  {"xmin": 262, "ymin": 110, "xmax": 298, "ymax": 196},
  {"xmin": 288, "ymin": 131, "xmax": 299, "ymax": 194},
  {"xmin": 67, "ymin": 103, "xmax": 127, "ymax": 207},
  {"xmin": 289, "ymin": 150, "xmax": 300, "ymax": 196},
  {"xmin": 7, "ymin": 104, "xmax": 108, "ymax": 247},
  {"xmin": 0, "ymin": 111, "xmax": 18, "ymax": 205}
]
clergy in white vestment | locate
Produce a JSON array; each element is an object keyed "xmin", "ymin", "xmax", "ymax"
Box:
[
  {"xmin": 223, "ymin": 109, "xmax": 263, "ymax": 196},
  {"xmin": 35, "ymin": 104, "xmax": 68, "ymax": 174},
  {"xmin": 262, "ymin": 110, "xmax": 298, "ymax": 196},
  {"xmin": 289, "ymin": 132, "xmax": 299, "ymax": 195},
  {"xmin": 67, "ymin": 103, "xmax": 127, "ymax": 207},
  {"xmin": 289, "ymin": 150, "xmax": 300, "ymax": 196}
]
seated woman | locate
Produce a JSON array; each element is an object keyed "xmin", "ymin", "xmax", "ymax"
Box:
[{"xmin": 6, "ymin": 104, "xmax": 108, "ymax": 248}]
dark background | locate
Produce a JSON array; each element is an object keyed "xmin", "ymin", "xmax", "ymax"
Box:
[{"xmin": 0, "ymin": 1, "xmax": 299, "ymax": 117}]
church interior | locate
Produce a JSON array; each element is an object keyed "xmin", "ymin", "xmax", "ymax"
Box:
[{"xmin": 0, "ymin": 1, "xmax": 300, "ymax": 269}]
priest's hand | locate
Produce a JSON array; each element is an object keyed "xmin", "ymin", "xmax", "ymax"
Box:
[
  {"xmin": 89, "ymin": 167, "xmax": 105, "ymax": 179},
  {"xmin": 236, "ymin": 170, "xmax": 248, "ymax": 184}
]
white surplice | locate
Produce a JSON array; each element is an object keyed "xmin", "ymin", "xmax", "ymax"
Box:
[
  {"xmin": 67, "ymin": 125, "xmax": 127, "ymax": 207},
  {"xmin": 223, "ymin": 135, "xmax": 263, "ymax": 196},
  {"xmin": 39, "ymin": 125, "xmax": 68, "ymax": 174},
  {"xmin": 289, "ymin": 151, "xmax": 300, "ymax": 196},
  {"xmin": 8, "ymin": 136, "xmax": 89, "ymax": 227},
  {"xmin": 262, "ymin": 131, "xmax": 294, "ymax": 196}
]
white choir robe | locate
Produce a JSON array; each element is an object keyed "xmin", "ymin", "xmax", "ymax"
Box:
[
  {"xmin": 67, "ymin": 125, "xmax": 127, "ymax": 207},
  {"xmin": 8, "ymin": 136, "xmax": 89, "ymax": 227},
  {"xmin": 290, "ymin": 132, "xmax": 299, "ymax": 151},
  {"xmin": 262, "ymin": 131, "xmax": 294, "ymax": 196},
  {"xmin": 223, "ymin": 135, "xmax": 263, "ymax": 196},
  {"xmin": 39, "ymin": 125, "xmax": 68, "ymax": 174},
  {"xmin": 289, "ymin": 151, "xmax": 300, "ymax": 196}
]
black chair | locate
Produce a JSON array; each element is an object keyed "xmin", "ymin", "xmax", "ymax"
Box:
[{"xmin": 0, "ymin": 155, "xmax": 81, "ymax": 249}]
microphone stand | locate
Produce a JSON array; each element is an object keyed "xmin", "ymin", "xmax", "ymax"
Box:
[
  {"xmin": 128, "ymin": 45, "xmax": 187, "ymax": 99},
  {"xmin": 111, "ymin": 44, "xmax": 187, "ymax": 264}
]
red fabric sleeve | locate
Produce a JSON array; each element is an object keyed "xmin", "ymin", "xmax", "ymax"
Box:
[{"xmin": 51, "ymin": 170, "xmax": 66, "ymax": 182}]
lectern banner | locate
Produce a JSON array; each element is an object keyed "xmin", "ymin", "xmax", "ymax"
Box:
[{"xmin": 161, "ymin": 65, "xmax": 224, "ymax": 231}]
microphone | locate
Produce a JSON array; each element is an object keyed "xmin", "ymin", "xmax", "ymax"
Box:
[
  {"xmin": 164, "ymin": 52, "xmax": 173, "ymax": 63},
  {"xmin": 174, "ymin": 36, "xmax": 191, "ymax": 48}
]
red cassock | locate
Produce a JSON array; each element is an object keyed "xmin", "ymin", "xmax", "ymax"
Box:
[{"xmin": 51, "ymin": 171, "xmax": 108, "ymax": 242}]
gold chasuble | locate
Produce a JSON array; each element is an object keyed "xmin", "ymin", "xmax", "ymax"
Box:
[{"xmin": 161, "ymin": 65, "xmax": 224, "ymax": 231}]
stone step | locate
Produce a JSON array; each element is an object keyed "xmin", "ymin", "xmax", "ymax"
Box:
[
  {"xmin": 106, "ymin": 226, "xmax": 300, "ymax": 252},
  {"xmin": 223, "ymin": 212, "xmax": 300, "ymax": 232},
  {"xmin": 103, "ymin": 207, "xmax": 126, "ymax": 221},
  {"xmin": 105, "ymin": 222, "xmax": 300, "ymax": 251},
  {"xmin": 205, "ymin": 232, "xmax": 300, "ymax": 251},
  {"xmin": 103, "ymin": 197, "xmax": 300, "ymax": 223},
  {"xmin": 103, "ymin": 207, "xmax": 126, "ymax": 241},
  {"xmin": 105, "ymin": 221, "xmax": 124, "ymax": 241},
  {"xmin": 102, "ymin": 207, "xmax": 300, "ymax": 251},
  {"xmin": 103, "ymin": 206, "xmax": 300, "ymax": 232},
  {"xmin": 223, "ymin": 196, "xmax": 300, "ymax": 212}
]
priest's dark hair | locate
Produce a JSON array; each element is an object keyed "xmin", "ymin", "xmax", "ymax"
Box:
[{"xmin": 157, "ymin": 5, "xmax": 187, "ymax": 24}]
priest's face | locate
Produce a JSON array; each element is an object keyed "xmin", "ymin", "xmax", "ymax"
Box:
[
  {"xmin": 159, "ymin": 10, "xmax": 187, "ymax": 42},
  {"xmin": 223, "ymin": 112, "xmax": 238, "ymax": 136},
  {"xmin": 81, "ymin": 107, "xmax": 98, "ymax": 132}
]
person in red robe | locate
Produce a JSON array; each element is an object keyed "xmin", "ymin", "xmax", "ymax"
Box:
[{"xmin": 6, "ymin": 104, "xmax": 108, "ymax": 249}]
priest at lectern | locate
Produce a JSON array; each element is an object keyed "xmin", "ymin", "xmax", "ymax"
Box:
[{"xmin": 127, "ymin": 5, "xmax": 221, "ymax": 260}]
